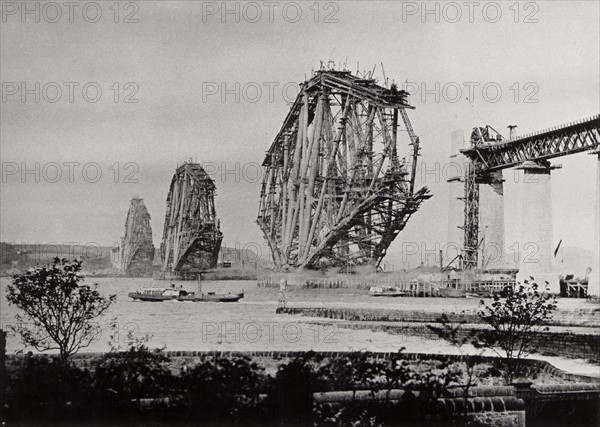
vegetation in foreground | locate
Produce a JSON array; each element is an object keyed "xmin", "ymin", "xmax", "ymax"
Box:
[
  {"xmin": 0, "ymin": 349, "xmax": 475, "ymax": 426},
  {"xmin": 6, "ymin": 258, "xmax": 116, "ymax": 362},
  {"xmin": 1, "ymin": 262, "xmax": 585, "ymax": 425},
  {"xmin": 430, "ymin": 278, "xmax": 558, "ymax": 383},
  {"xmin": 3, "ymin": 348, "xmax": 597, "ymax": 426}
]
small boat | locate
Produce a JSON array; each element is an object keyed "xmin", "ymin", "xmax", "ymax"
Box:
[
  {"xmin": 369, "ymin": 286, "xmax": 406, "ymax": 297},
  {"xmin": 177, "ymin": 291, "xmax": 244, "ymax": 302},
  {"xmin": 128, "ymin": 287, "xmax": 180, "ymax": 302},
  {"xmin": 435, "ymin": 287, "xmax": 467, "ymax": 298},
  {"xmin": 128, "ymin": 286, "xmax": 244, "ymax": 302}
]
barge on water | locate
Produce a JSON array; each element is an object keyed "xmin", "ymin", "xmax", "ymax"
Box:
[{"xmin": 369, "ymin": 286, "xmax": 406, "ymax": 297}]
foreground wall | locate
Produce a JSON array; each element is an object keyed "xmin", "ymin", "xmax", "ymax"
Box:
[{"xmin": 276, "ymin": 307, "xmax": 600, "ymax": 361}]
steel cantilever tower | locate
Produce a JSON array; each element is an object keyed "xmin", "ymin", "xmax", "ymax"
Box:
[
  {"xmin": 119, "ymin": 197, "xmax": 155, "ymax": 275},
  {"xmin": 257, "ymin": 70, "xmax": 430, "ymax": 270},
  {"xmin": 161, "ymin": 162, "xmax": 223, "ymax": 276}
]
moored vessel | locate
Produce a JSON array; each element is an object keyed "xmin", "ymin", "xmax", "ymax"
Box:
[{"xmin": 369, "ymin": 286, "xmax": 406, "ymax": 297}]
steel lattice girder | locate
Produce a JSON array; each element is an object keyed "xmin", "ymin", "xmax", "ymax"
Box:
[
  {"xmin": 461, "ymin": 162, "xmax": 480, "ymax": 270},
  {"xmin": 461, "ymin": 115, "xmax": 600, "ymax": 172},
  {"xmin": 120, "ymin": 197, "xmax": 154, "ymax": 273},
  {"xmin": 458, "ymin": 114, "xmax": 599, "ymax": 270},
  {"xmin": 160, "ymin": 163, "xmax": 222, "ymax": 274},
  {"xmin": 257, "ymin": 70, "xmax": 430, "ymax": 270}
]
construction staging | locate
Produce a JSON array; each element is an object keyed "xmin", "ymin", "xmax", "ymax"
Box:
[
  {"xmin": 160, "ymin": 162, "xmax": 223, "ymax": 278},
  {"xmin": 256, "ymin": 67, "xmax": 600, "ymax": 296},
  {"xmin": 455, "ymin": 115, "xmax": 600, "ymax": 294},
  {"xmin": 257, "ymin": 70, "xmax": 431, "ymax": 271},
  {"xmin": 111, "ymin": 197, "xmax": 155, "ymax": 276},
  {"xmin": 110, "ymin": 67, "xmax": 599, "ymax": 294}
]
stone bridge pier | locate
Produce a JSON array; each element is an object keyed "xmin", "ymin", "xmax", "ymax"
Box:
[
  {"xmin": 517, "ymin": 160, "xmax": 560, "ymax": 293},
  {"xmin": 478, "ymin": 171, "xmax": 505, "ymax": 270}
]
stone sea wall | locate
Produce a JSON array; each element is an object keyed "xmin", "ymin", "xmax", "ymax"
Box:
[
  {"xmin": 276, "ymin": 307, "xmax": 600, "ymax": 361},
  {"xmin": 276, "ymin": 306, "xmax": 600, "ymax": 328}
]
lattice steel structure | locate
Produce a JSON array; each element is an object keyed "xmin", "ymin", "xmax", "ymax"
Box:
[
  {"xmin": 459, "ymin": 115, "xmax": 600, "ymax": 269},
  {"xmin": 257, "ymin": 70, "xmax": 430, "ymax": 270},
  {"xmin": 119, "ymin": 197, "xmax": 155, "ymax": 275},
  {"xmin": 463, "ymin": 115, "xmax": 600, "ymax": 172},
  {"xmin": 161, "ymin": 163, "xmax": 222, "ymax": 276}
]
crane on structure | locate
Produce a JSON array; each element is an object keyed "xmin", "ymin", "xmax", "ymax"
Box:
[{"xmin": 458, "ymin": 115, "xmax": 600, "ymax": 270}]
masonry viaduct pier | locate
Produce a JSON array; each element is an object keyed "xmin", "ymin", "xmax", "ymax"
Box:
[{"xmin": 458, "ymin": 115, "xmax": 600, "ymax": 294}]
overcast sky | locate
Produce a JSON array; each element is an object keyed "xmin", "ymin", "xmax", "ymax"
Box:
[{"xmin": 1, "ymin": 1, "xmax": 599, "ymax": 269}]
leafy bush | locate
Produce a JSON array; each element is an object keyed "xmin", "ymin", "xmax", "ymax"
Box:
[
  {"xmin": 476, "ymin": 279, "xmax": 558, "ymax": 381},
  {"xmin": 3, "ymin": 353, "xmax": 94, "ymax": 424},
  {"xmin": 94, "ymin": 344, "xmax": 174, "ymax": 402},
  {"xmin": 317, "ymin": 351, "xmax": 414, "ymax": 396},
  {"xmin": 264, "ymin": 351, "xmax": 327, "ymax": 425},
  {"xmin": 179, "ymin": 355, "xmax": 267, "ymax": 424},
  {"xmin": 6, "ymin": 258, "xmax": 115, "ymax": 362},
  {"xmin": 311, "ymin": 352, "xmax": 459, "ymax": 426},
  {"xmin": 3, "ymin": 351, "xmax": 460, "ymax": 426}
]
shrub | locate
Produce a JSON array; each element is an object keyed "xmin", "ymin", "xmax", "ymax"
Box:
[
  {"xmin": 476, "ymin": 279, "xmax": 558, "ymax": 382},
  {"xmin": 264, "ymin": 351, "xmax": 328, "ymax": 425},
  {"xmin": 310, "ymin": 352, "xmax": 458, "ymax": 426},
  {"xmin": 4, "ymin": 353, "xmax": 94, "ymax": 424},
  {"xmin": 94, "ymin": 345, "xmax": 174, "ymax": 401},
  {"xmin": 179, "ymin": 355, "xmax": 266, "ymax": 424},
  {"xmin": 6, "ymin": 258, "xmax": 115, "ymax": 362}
]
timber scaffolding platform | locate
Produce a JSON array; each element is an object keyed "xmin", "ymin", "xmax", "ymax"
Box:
[{"xmin": 257, "ymin": 69, "xmax": 431, "ymax": 271}]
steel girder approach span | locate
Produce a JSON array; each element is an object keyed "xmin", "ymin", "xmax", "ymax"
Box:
[
  {"xmin": 257, "ymin": 70, "xmax": 431, "ymax": 270},
  {"xmin": 161, "ymin": 163, "xmax": 223, "ymax": 277},
  {"xmin": 119, "ymin": 197, "xmax": 155, "ymax": 275},
  {"xmin": 459, "ymin": 115, "xmax": 600, "ymax": 270}
]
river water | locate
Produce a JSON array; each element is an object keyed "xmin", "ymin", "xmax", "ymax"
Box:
[
  {"xmin": 0, "ymin": 277, "xmax": 482, "ymax": 355},
  {"xmin": 2, "ymin": 277, "xmax": 599, "ymax": 379}
]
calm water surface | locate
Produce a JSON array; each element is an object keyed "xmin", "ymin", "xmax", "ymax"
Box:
[
  {"xmin": 0, "ymin": 277, "xmax": 591, "ymax": 357},
  {"xmin": 0, "ymin": 277, "xmax": 419, "ymax": 354}
]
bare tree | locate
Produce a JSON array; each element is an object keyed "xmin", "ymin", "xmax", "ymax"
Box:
[{"xmin": 7, "ymin": 258, "xmax": 115, "ymax": 362}]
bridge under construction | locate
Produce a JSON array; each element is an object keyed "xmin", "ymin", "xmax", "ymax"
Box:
[
  {"xmin": 160, "ymin": 162, "xmax": 223, "ymax": 277},
  {"xmin": 450, "ymin": 115, "xmax": 600, "ymax": 295},
  {"xmin": 112, "ymin": 197, "xmax": 155, "ymax": 276},
  {"xmin": 257, "ymin": 69, "xmax": 431, "ymax": 271}
]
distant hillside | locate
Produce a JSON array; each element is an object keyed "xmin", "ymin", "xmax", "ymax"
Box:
[
  {"xmin": 3, "ymin": 241, "xmax": 591, "ymax": 279},
  {"xmin": 1, "ymin": 242, "xmax": 114, "ymax": 273},
  {"xmin": 1, "ymin": 242, "xmax": 273, "ymax": 275}
]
